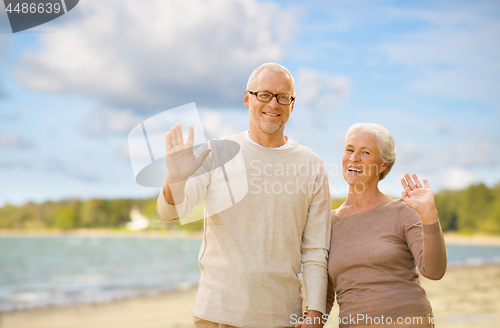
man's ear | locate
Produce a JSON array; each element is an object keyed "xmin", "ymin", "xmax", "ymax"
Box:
[
  {"xmin": 290, "ymin": 99, "xmax": 295, "ymax": 113},
  {"xmin": 244, "ymin": 91, "xmax": 250, "ymax": 108}
]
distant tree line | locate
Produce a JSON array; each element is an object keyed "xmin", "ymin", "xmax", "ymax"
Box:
[
  {"xmin": 0, "ymin": 196, "xmax": 203, "ymax": 233},
  {"xmin": 0, "ymin": 183, "xmax": 499, "ymax": 234}
]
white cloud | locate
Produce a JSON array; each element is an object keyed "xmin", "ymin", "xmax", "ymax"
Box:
[
  {"xmin": 200, "ymin": 109, "xmax": 239, "ymax": 139},
  {"xmin": 397, "ymin": 140, "xmax": 422, "ymax": 164},
  {"xmin": 442, "ymin": 167, "xmax": 475, "ymax": 190},
  {"xmin": 398, "ymin": 136, "xmax": 496, "ymax": 170},
  {"xmin": 0, "ymin": 133, "xmax": 20, "ymax": 147},
  {"xmin": 451, "ymin": 142, "xmax": 494, "ymax": 167},
  {"xmin": 380, "ymin": 2, "xmax": 500, "ymax": 100},
  {"xmin": 0, "ymin": 133, "xmax": 34, "ymax": 148},
  {"xmin": 83, "ymin": 108, "xmax": 144, "ymax": 136},
  {"xmin": 42, "ymin": 158, "xmax": 101, "ymax": 182},
  {"xmin": 296, "ymin": 68, "xmax": 350, "ymax": 114},
  {"xmin": 15, "ymin": 0, "xmax": 295, "ymax": 109}
]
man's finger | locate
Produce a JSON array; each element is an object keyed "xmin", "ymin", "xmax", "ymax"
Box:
[
  {"xmin": 176, "ymin": 123, "xmax": 184, "ymax": 146},
  {"xmin": 186, "ymin": 125, "xmax": 195, "ymax": 147},
  {"xmin": 195, "ymin": 149, "xmax": 211, "ymax": 167},
  {"xmin": 165, "ymin": 132, "xmax": 173, "ymax": 153},
  {"xmin": 170, "ymin": 126, "xmax": 178, "ymax": 147}
]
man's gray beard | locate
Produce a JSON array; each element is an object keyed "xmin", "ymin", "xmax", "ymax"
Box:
[{"xmin": 250, "ymin": 115, "xmax": 284, "ymax": 134}]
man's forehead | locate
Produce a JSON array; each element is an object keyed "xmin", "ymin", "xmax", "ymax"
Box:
[{"xmin": 253, "ymin": 69, "xmax": 294, "ymax": 90}]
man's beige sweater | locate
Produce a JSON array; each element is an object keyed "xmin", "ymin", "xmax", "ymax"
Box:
[
  {"xmin": 327, "ymin": 199, "xmax": 447, "ymax": 327},
  {"xmin": 157, "ymin": 132, "xmax": 331, "ymax": 327}
]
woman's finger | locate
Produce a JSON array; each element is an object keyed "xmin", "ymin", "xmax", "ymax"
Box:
[
  {"xmin": 401, "ymin": 177, "xmax": 411, "ymax": 195},
  {"xmin": 412, "ymin": 174, "xmax": 423, "ymax": 189},
  {"xmin": 423, "ymin": 179, "xmax": 432, "ymax": 190},
  {"xmin": 404, "ymin": 173, "xmax": 417, "ymax": 190}
]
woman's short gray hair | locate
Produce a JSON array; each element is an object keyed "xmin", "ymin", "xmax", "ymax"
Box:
[
  {"xmin": 247, "ymin": 63, "xmax": 295, "ymax": 96},
  {"xmin": 346, "ymin": 123, "xmax": 396, "ymax": 181}
]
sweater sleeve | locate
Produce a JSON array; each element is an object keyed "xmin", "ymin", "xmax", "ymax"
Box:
[
  {"xmin": 325, "ymin": 271, "xmax": 336, "ymax": 316},
  {"xmin": 156, "ymin": 144, "xmax": 213, "ymax": 222},
  {"xmin": 301, "ymin": 164, "xmax": 331, "ymax": 314},
  {"xmin": 402, "ymin": 203, "xmax": 448, "ymax": 280}
]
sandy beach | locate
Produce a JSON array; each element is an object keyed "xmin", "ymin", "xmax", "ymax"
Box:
[
  {"xmin": 0, "ymin": 288, "xmax": 198, "ymax": 328},
  {"xmin": 1, "ymin": 265, "xmax": 499, "ymax": 328}
]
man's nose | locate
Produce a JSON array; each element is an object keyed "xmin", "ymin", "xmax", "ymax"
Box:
[{"xmin": 267, "ymin": 96, "xmax": 280, "ymax": 108}]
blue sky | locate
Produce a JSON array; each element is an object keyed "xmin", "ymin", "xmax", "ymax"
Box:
[{"xmin": 0, "ymin": 0, "xmax": 499, "ymax": 206}]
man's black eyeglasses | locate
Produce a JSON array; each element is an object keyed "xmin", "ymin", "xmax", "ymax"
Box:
[{"xmin": 247, "ymin": 91, "xmax": 295, "ymax": 105}]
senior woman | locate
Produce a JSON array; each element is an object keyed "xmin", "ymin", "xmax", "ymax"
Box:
[{"xmin": 324, "ymin": 123, "xmax": 447, "ymax": 328}]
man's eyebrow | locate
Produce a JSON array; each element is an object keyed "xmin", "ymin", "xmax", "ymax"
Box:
[{"xmin": 260, "ymin": 89, "xmax": 292, "ymax": 94}]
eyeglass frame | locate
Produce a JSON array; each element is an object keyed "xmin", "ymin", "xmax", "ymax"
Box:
[{"xmin": 247, "ymin": 90, "xmax": 295, "ymax": 105}]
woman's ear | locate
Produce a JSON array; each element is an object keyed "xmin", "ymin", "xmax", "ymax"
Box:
[{"xmin": 379, "ymin": 162, "xmax": 389, "ymax": 174}]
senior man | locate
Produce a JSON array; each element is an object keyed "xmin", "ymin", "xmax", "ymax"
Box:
[{"xmin": 157, "ymin": 63, "xmax": 331, "ymax": 328}]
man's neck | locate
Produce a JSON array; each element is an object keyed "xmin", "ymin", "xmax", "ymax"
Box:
[{"xmin": 248, "ymin": 128, "xmax": 287, "ymax": 148}]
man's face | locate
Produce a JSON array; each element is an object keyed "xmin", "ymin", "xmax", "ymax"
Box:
[{"xmin": 244, "ymin": 69, "xmax": 294, "ymax": 135}]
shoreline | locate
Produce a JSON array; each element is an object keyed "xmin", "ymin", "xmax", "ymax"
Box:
[
  {"xmin": 2, "ymin": 230, "xmax": 500, "ymax": 246},
  {"xmin": 0, "ymin": 264, "xmax": 497, "ymax": 314},
  {"xmin": 0, "ymin": 229, "xmax": 203, "ymax": 239},
  {"xmin": 2, "ymin": 265, "xmax": 499, "ymax": 328},
  {"xmin": 442, "ymin": 232, "xmax": 500, "ymax": 246},
  {"xmin": 0, "ymin": 286, "xmax": 198, "ymax": 315}
]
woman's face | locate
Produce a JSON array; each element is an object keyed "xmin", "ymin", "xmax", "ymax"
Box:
[{"xmin": 342, "ymin": 130, "xmax": 388, "ymax": 188}]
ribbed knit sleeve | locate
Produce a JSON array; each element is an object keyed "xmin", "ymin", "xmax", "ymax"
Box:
[{"xmin": 402, "ymin": 205, "xmax": 447, "ymax": 280}]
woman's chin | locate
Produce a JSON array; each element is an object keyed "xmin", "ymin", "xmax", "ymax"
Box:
[{"xmin": 345, "ymin": 178, "xmax": 362, "ymax": 186}]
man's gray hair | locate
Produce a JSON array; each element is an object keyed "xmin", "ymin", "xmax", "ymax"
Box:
[
  {"xmin": 346, "ymin": 122, "xmax": 396, "ymax": 181},
  {"xmin": 246, "ymin": 63, "xmax": 295, "ymax": 96}
]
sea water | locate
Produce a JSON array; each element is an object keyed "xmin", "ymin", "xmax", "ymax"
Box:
[{"xmin": 0, "ymin": 236, "xmax": 499, "ymax": 313}]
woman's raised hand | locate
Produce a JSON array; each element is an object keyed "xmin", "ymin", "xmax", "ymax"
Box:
[{"xmin": 401, "ymin": 173, "xmax": 439, "ymax": 224}]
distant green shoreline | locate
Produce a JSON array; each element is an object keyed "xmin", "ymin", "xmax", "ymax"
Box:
[
  {"xmin": 0, "ymin": 228, "xmax": 203, "ymax": 239},
  {"xmin": 1, "ymin": 182, "xmax": 499, "ymax": 235}
]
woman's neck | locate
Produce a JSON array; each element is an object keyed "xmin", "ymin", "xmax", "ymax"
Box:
[{"xmin": 344, "ymin": 184, "xmax": 391, "ymax": 209}]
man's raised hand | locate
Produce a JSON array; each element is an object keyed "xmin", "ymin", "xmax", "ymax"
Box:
[{"xmin": 165, "ymin": 123, "xmax": 211, "ymax": 184}]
